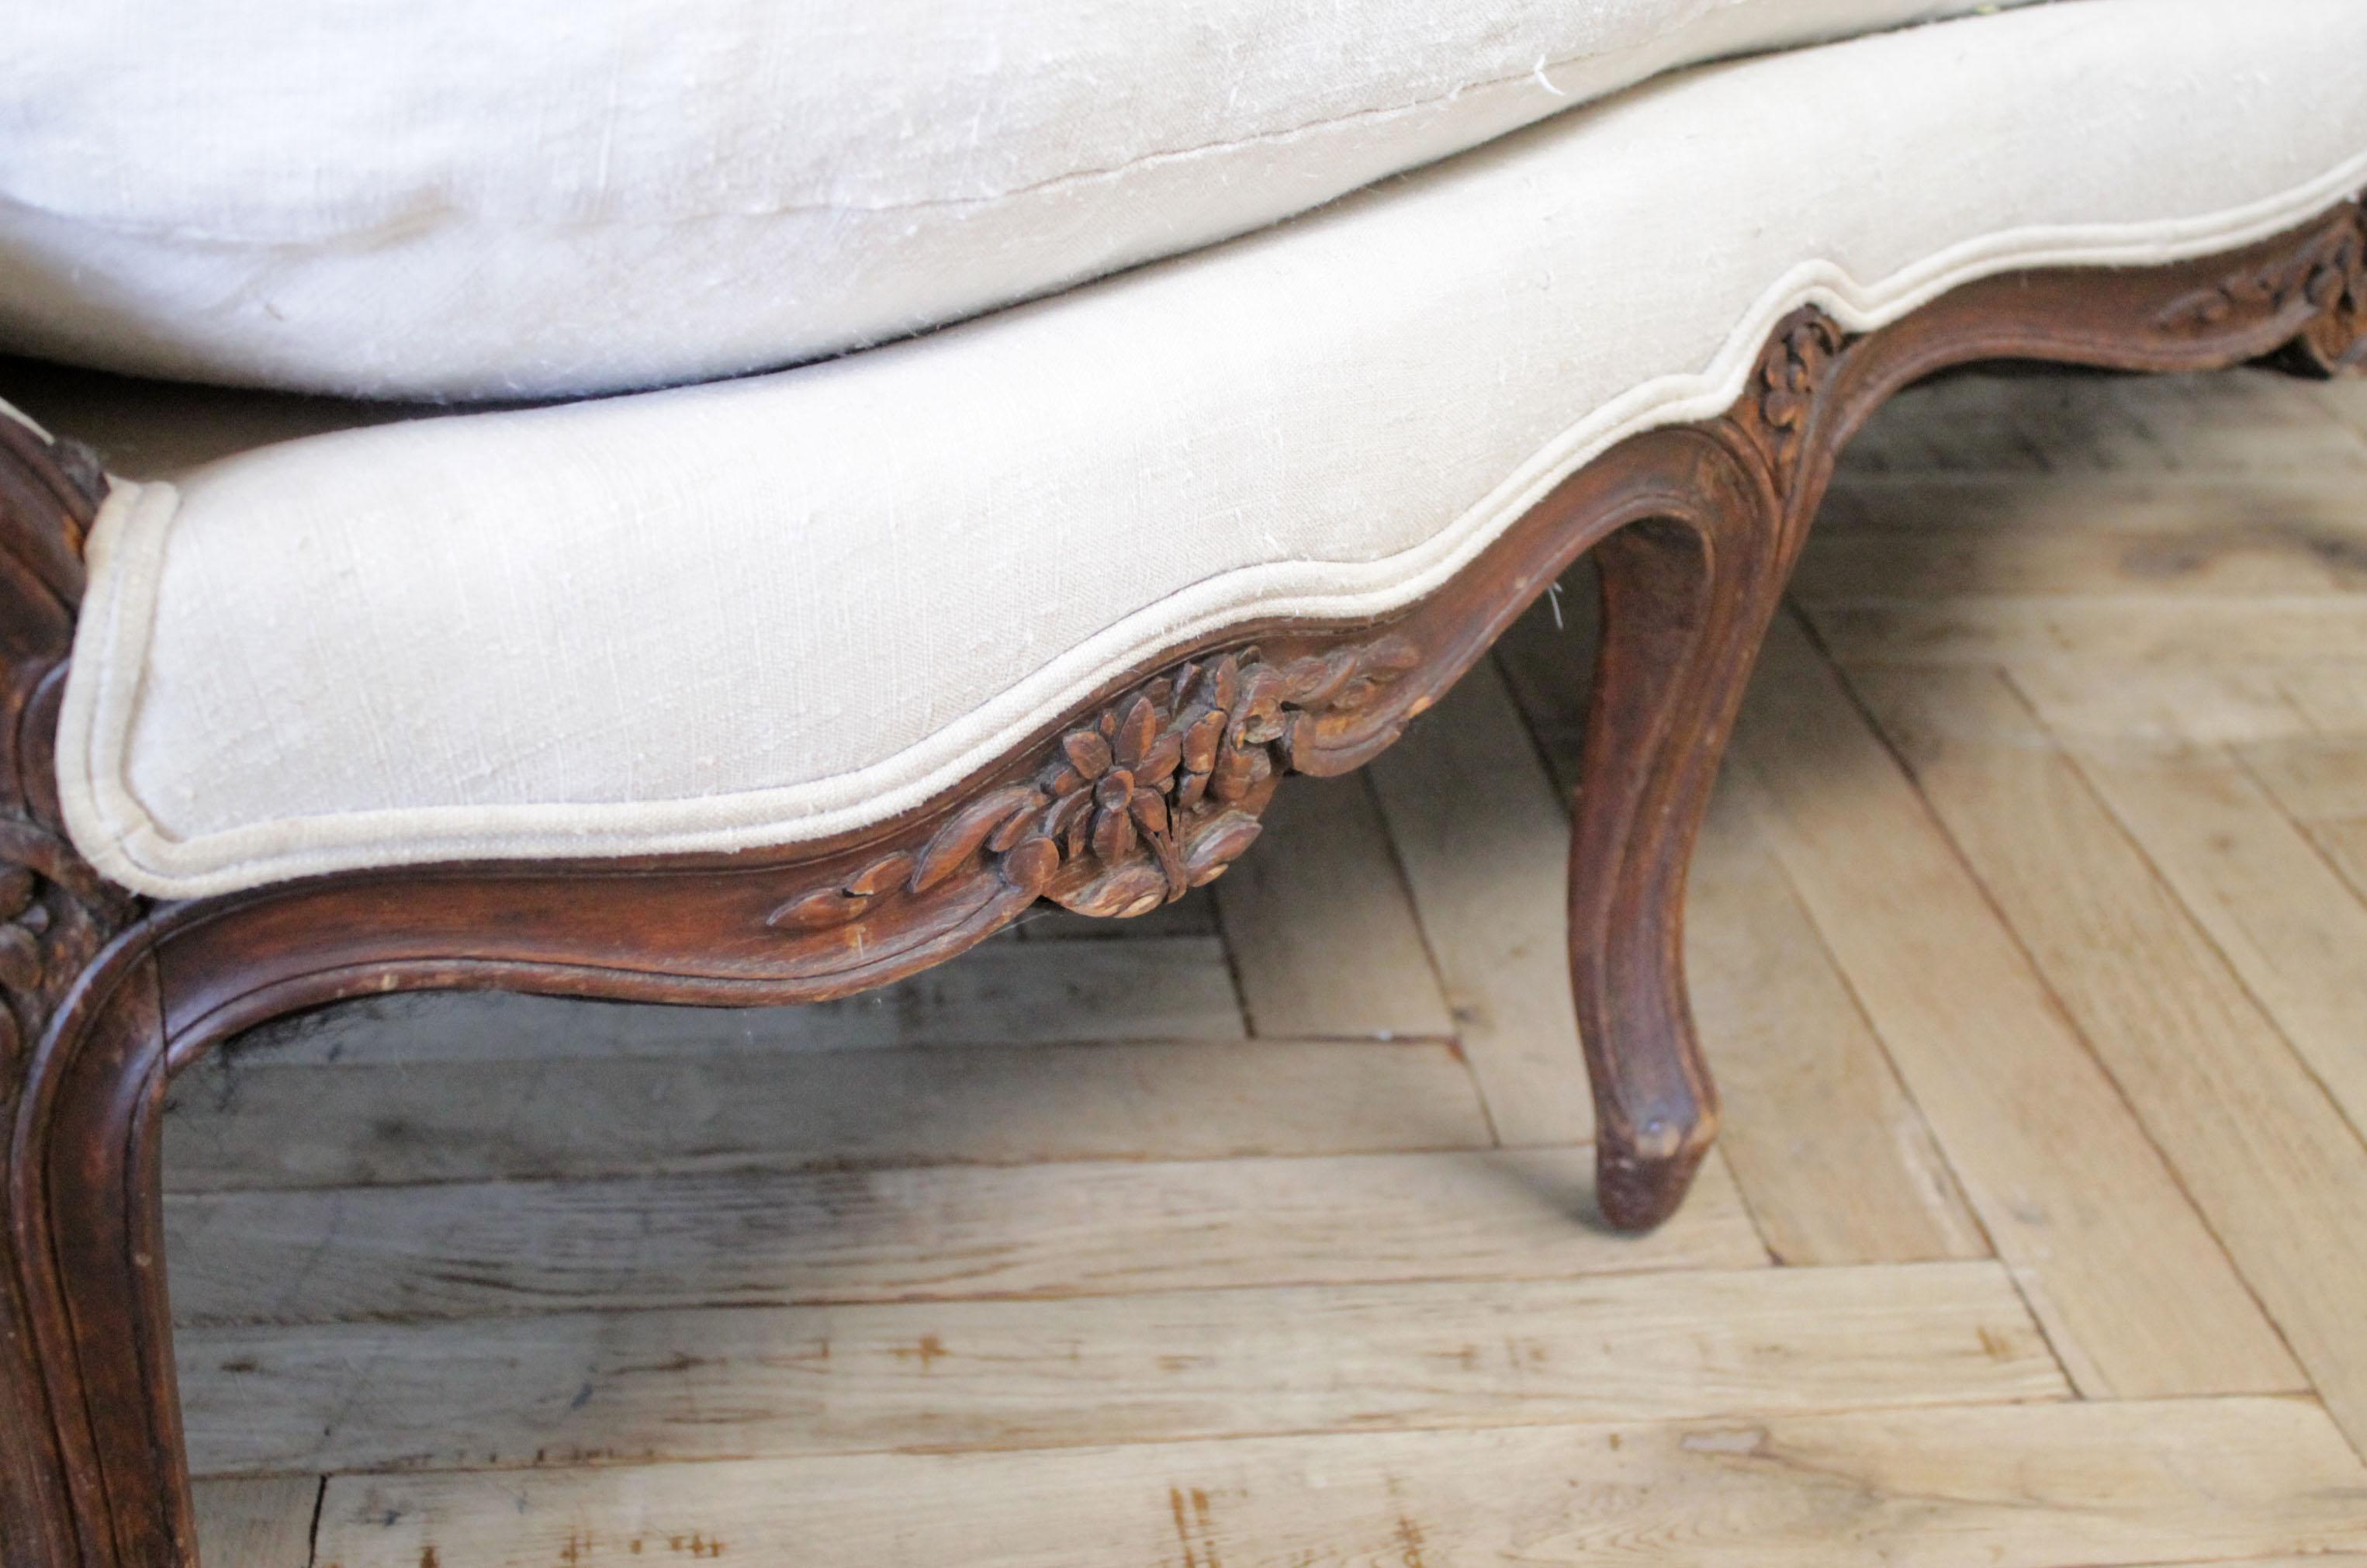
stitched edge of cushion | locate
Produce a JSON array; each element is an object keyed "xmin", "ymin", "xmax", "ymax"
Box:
[
  {"xmin": 56, "ymin": 147, "xmax": 2367, "ymax": 899},
  {"xmin": 6, "ymin": 2, "xmax": 2021, "ymax": 242},
  {"xmin": 57, "ymin": 477, "xmax": 177, "ymax": 891}
]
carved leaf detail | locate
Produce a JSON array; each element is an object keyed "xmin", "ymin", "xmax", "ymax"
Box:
[
  {"xmin": 767, "ymin": 887, "xmax": 874, "ymax": 933},
  {"xmin": 984, "ymin": 801, "xmax": 1039, "ymax": 854},
  {"xmin": 1089, "ymin": 791, "xmax": 1137, "ymax": 867},
  {"xmin": 1129, "ymin": 788, "xmax": 1170, "ymax": 841},
  {"xmin": 0, "ymin": 925, "xmax": 41, "ymax": 994},
  {"xmin": 843, "ymin": 852, "xmax": 915, "ymax": 897},
  {"xmin": 1181, "ymin": 708, "xmax": 1226, "ymax": 775},
  {"xmin": 1137, "ymin": 729, "xmax": 1183, "ymax": 789},
  {"xmin": 911, "ymin": 785, "xmax": 1046, "ymax": 893},
  {"xmin": 1181, "ymin": 811, "xmax": 1263, "ymax": 885},
  {"xmin": 1112, "ymin": 695, "xmax": 1157, "ymax": 770},
  {"xmin": 1000, "ymin": 836, "xmax": 1060, "ymax": 895},
  {"xmin": 0, "ymin": 866, "xmax": 35, "ymax": 922},
  {"xmin": 2154, "ymin": 202, "xmax": 2367, "ymax": 376},
  {"xmin": 1063, "ymin": 861, "xmax": 1169, "ymax": 920},
  {"xmin": 1041, "ymin": 790, "xmax": 1092, "ymax": 841},
  {"xmin": 1062, "ymin": 730, "xmax": 1113, "ymax": 778},
  {"xmin": 2160, "ymin": 209, "xmax": 2364, "ymax": 333},
  {"xmin": 0, "ymin": 850, "xmax": 131, "ymax": 1089},
  {"xmin": 1742, "ymin": 307, "xmax": 1849, "ymax": 489},
  {"xmin": 764, "ymin": 629, "xmax": 1422, "ymax": 933}
]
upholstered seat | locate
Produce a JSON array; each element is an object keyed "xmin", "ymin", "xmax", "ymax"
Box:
[
  {"xmin": 7, "ymin": 5, "xmax": 2366, "ymax": 1554},
  {"xmin": 15, "ymin": 0, "xmax": 2365, "ymax": 898},
  {"xmin": 5, "ymin": 0, "xmax": 2026, "ymax": 399}
]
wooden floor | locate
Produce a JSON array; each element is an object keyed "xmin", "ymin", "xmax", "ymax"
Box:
[{"xmin": 169, "ymin": 367, "xmax": 2367, "ymax": 1566}]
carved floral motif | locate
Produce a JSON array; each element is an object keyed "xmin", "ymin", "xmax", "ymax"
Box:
[
  {"xmin": 0, "ymin": 855, "xmax": 125, "ymax": 1095},
  {"xmin": 0, "ymin": 864, "xmax": 54, "ymax": 968},
  {"xmin": 2158, "ymin": 206, "xmax": 2364, "ymax": 328},
  {"xmin": 1739, "ymin": 307, "xmax": 1849, "ymax": 488},
  {"xmin": 770, "ymin": 632, "xmax": 1420, "ymax": 929},
  {"xmin": 2158, "ymin": 202, "xmax": 2367, "ymax": 373}
]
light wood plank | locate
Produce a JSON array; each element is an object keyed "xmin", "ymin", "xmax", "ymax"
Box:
[
  {"xmin": 2011, "ymin": 659, "xmax": 2367, "ymax": 896},
  {"xmin": 1853, "ymin": 662, "xmax": 2367, "ymax": 1452},
  {"xmin": 1836, "ymin": 369, "xmax": 2367, "ymax": 478},
  {"xmin": 2308, "ymin": 818, "xmax": 2367, "ymax": 906},
  {"xmin": 2301, "ymin": 372, "xmax": 2367, "ymax": 448},
  {"xmin": 1988, "ymin": 659, "xmax": 2306, "ymax": 748},
  {"xmin": 2241, "ymin": 732, "xmax": 2367, "ymax": 826},
  {"xmin": 164, "ymin": 1146, "xmax": 1767, "ymax": 1327},
  {"xmin": 1493, "ymin": 583, "xmax": 1986, "ymax": 1265},
  {"xmin": 1727, "ymin": 619, "xmax": 2300, "ymax": 1398},
  {"xmin": 1365, "ymin": 659, "xmax": 1593, "ymax": 1144},
  {"xmin": 2239, "ymin": 559, "xmax": 2367, "ymax": 987},
  {"xmin": 1212, "ymin": 772, "xmax": 1455, "ymax": 1040},
  {"xmin": 313, "ymin": 1398, "xmax": 2367, "ymax": 1568},
  {"xmin": 2276, "ymin": 663, "xmax": 2367, "ymax": 736},
  {"xmin": 193, "ymin": 1476, "xmax": 320, "ymax": 1568},
  {"xmin": 1837, "ymin": 370, "xmax": 2170, "ymax": 474},
  {"xmin": 1801, "ymin": 466, "xmax": 2367, "ymax": 664},
  {"xmin": 161, "ymin": 1038, "xmax": 1493, "ymax": 1190},
  {"xmin": 1798, "ymin": 528, "xmax": 2357, "ymax": 601},
  {"xmin": 2248, "ymin": 656, "xmax": 2367, "ymax": 829},
  {"xmin": 230, "ymin": 936, "xmax": 1244, "ymax": 1068},
  {"xmin": 1683, "ymin": 784, "xmax": 1989, "ymax": 1265},
  {"xmin": 1816, "ymin": 472, "xmax": 2367, "ymax": 538},
  {"xmin": 1807, "ymin": 598, "xmax": 2367, "ymax": 667},
  {"xmin": 184, "ymin": 1262, "xmax": 2060, "ymax": 1476},
  {"xmin": 2095, "ymin": 369, "xmax": 2367, "ymax": 474},
  {"xmin": 2013, "ymin": 662, "xmax": 2367, "ymax": 1143}
]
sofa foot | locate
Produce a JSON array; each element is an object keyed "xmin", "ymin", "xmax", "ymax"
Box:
[
  {"xmin": 1566, "ymin": 502, "xmax": 1783, "ymax": 1233},
  {"xmin": 1595, "ymin": 1124, "xmax": 1718, "ymax": 1234}
]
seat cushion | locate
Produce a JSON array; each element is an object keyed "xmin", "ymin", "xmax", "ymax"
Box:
[
  {"xmin": 36, "ymin": 0, "xmax": 2367, "ymax": 898},
  {"xmin": 2, "ymin": 0, "xmax": 2032, "ymax": 400}
]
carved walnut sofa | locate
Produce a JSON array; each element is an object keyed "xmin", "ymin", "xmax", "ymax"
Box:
[{"xmin": 4, "ymin": 0, "xmax": 2365, "ymax": 1561}]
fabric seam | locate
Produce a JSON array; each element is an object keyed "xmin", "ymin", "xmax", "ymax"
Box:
[{"xmin": 0, "ymin": 5, "xmax": 2025, "ymax": 241}]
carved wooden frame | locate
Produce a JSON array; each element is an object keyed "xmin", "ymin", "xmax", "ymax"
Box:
[{"xmin": 1, "ymin": 196, "xmax": 2362, "ymax": 1566}]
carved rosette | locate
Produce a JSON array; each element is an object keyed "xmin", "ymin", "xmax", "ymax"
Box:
[
  {"xmin": 0, "ymin": 853, "xmax": 128, "ymax": 1100},
  {"xmin": 1735, "ymin": 306, "xmax": 1850, "ymax": 494},
  {"xmin": 2158, "ymin": 199, "xmax": 2367, "ymax": 376},
  {"xmin": 770, "ymin": 632, "xmax": 1420, "ymax": 929}
]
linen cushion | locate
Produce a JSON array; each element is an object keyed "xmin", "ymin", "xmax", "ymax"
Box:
[
  {"xmin": 2, "ymin": 0, "xmax": 2033, "ymax": 400},
  {"xmin": 36, "ymin": 0, "xmax": 2367, "ymax": 898}
]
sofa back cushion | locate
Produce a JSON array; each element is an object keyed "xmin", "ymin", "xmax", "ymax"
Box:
[{"xmin": 3, "ymin": 0, "xmax": 2038, "ymax": 399}]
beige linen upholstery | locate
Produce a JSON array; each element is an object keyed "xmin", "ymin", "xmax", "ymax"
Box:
[
  {"xmin": 1, "ymin": 0, "xmax": 2032, "ymax": 399},
  {"xmin": 39, "ymin": 0, "xmax": 2367, "ymax": 898}
]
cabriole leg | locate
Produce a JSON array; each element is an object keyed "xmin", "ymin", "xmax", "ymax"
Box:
[{"xmin": 1568, "ymin": 500, "xmax": 1791, "ymax": 1233}]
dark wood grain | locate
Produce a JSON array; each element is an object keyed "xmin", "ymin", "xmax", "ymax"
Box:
[{"xmin": 1, "ymin": 194, "xmax": 2361, "ymax": 1566}]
